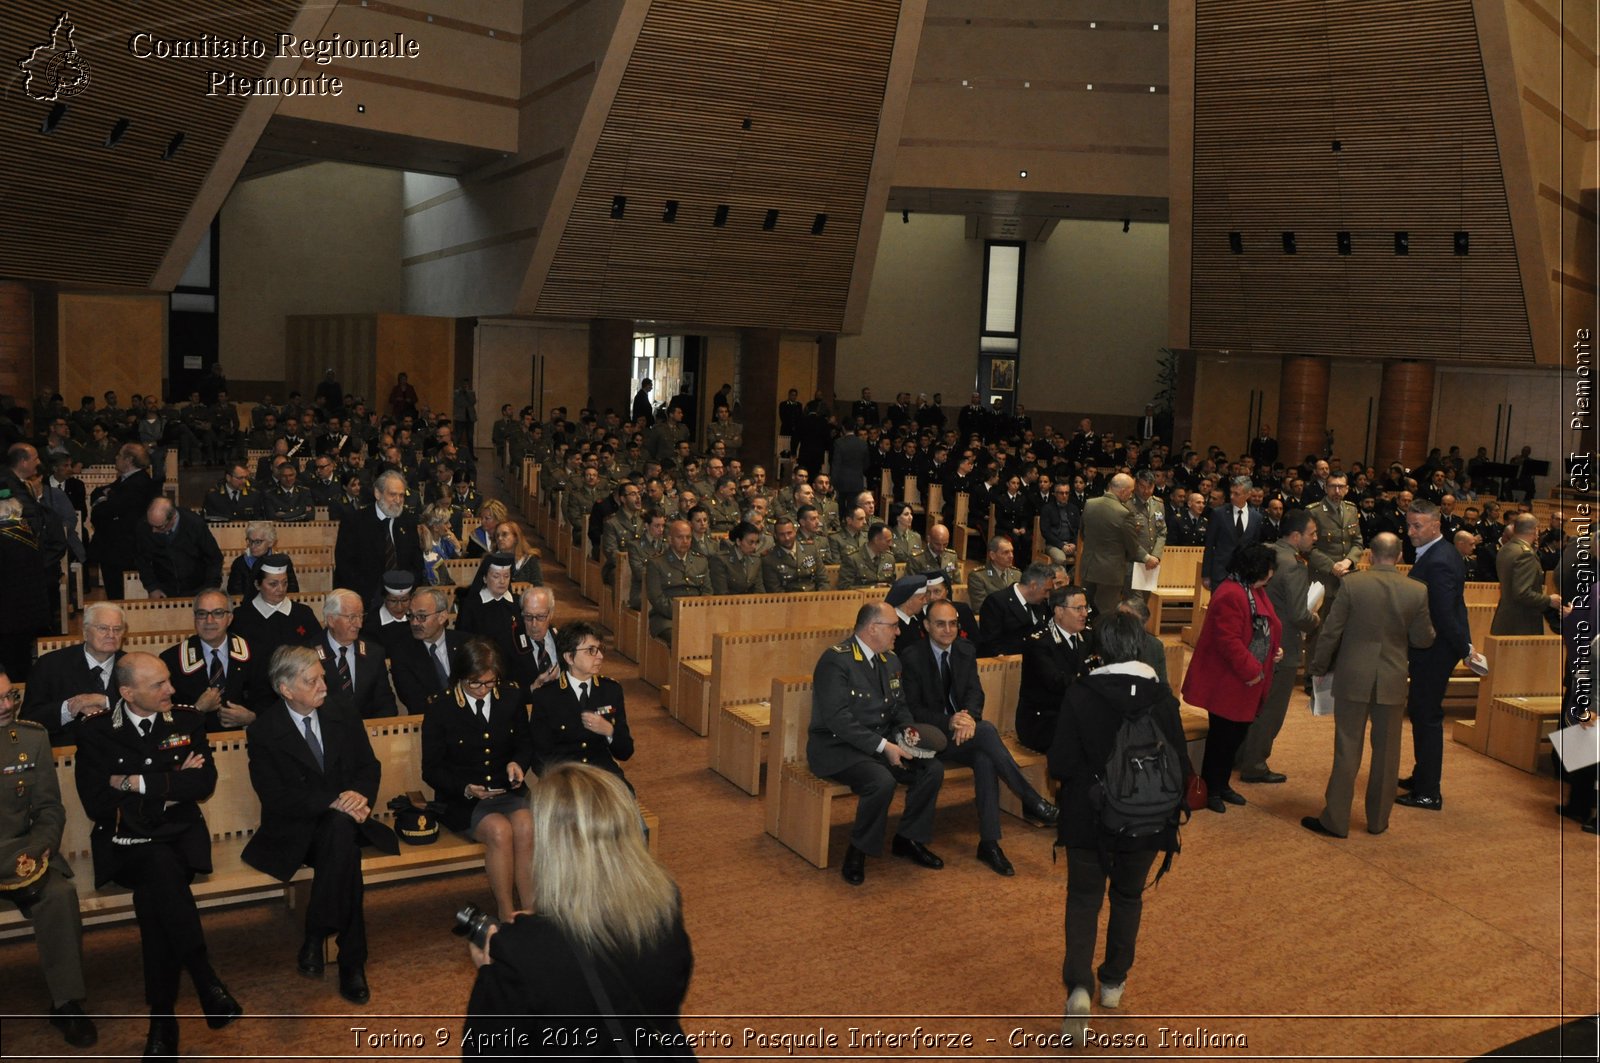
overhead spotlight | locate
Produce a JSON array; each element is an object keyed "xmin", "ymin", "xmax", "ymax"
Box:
[
  {"xmin": 713, "ymin": 204, "xmax": 729, "ymax": 227},
  {"xmin": 902, "ymin": 209, "xmax": 910, "ymax": 224},
  {"xmin": 762, "ymin": 209, "xmax": 779, "ymax": 231},
  {"xmin": 1394, "ymin": 231, "xmax": 1409, "ymax": 255},
  {"xmin": 40, "ymin": 103, "xmax": 66, "ymax": 134},
  {"xmin": 662, "ymin": 199, "xmax": 678, "ymax": 223},
  {"xmin": 356, "ymin": 103, "xmax": 365, "ymax": 114},
  {"xmin": 1122, "ymin": 219, "xmax": 1131, "ymax": 233},
  {"xmin": 160, "ymin": 132, "xmax": 185, "ymax": 160},
  {"xmin": 1454, "ymin": 231, "xmax": 1469, "ymax": 255},
  {"xmin": 1337, "ymin": 231, "xmax": 1352, "ymax": 255},
  {"xmin": 1331, "ymin": 139, "xmax": 1342, "ymax": 152},
  {"xmin": 1281, "ymin": 231, "xmax": 1297, "ymax": 254},
  {"xmin": 1019, "ymin": 169, "xmax": 1028, "ymax": 178},
  {"xmin": 741, "ymin": 117, "xmax": 752, "ymax": 130},
  {"xmin": 609, "ymin": 195, "xmax": 627, "ymax": 219},
  {"xmin": 811, "ymin": 213, "xmax": 828, "ymax": 235},
  {"xmin": 104, "ymin": 117, "xmax": 130, "ymax": 148},
  {"xmin": 1228, "ymin": 231, "xmax": 1243, "ymax": 254}
]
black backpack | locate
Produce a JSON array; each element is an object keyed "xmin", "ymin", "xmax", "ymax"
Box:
[{"xmin": 1091, "ymin": 698, "xmax": 1184, "ymax": 839}]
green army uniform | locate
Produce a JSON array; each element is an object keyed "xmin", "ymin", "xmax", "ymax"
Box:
[
  {"xmin": 762, "ymin": 540, "xmax": 825, "ymax": 593},
  {"xmin": 707, "ymin": 419, "xmax": 743, "ymax": 452},
  {"xmin": 710, "ymin": 550, "xmax": 763, "ymax": 595},
  {"xmin": 837, "ymin": 546, "xmax": 899, "ymax": 590},
  {"xmin": 602, "ymin": 508, "xmax": 645, "ymax": 586},
  {"xmin": 908, "ymin": 547, "xmax": 962, "ymax": 588},
  {"xmin": 801, "ymin": 529, "xmax": 838, "ymax": 566},
  {"xmin": 965, "ymin": 564, "xmax": 1021, "ymax": 614},
  {"xmin": 815, "ymin": 496, "xmax": 841, "ymax": 534},
  {"xmin": 646, "ymin": 549, "xmax": 712, "ymax": 638},
  {"xmin": 563, "ymin": 481, "xmax": 599, "ymax": 547},
  {"xmin": 1129, "ymin": 494, "xmax": 1167, "ymax": 597},
  {"xmin": 627, "ymin": 532, "xmax": 667, "ymax": 610},
  {"xmin": 706, "ymin": 498, "xmax": 740, "ymax": 535},
  {"xmin": 891, "ymin": 528, "xmax": 924, "ymax": 564},
  {"xmin": 1306, "ymin": 496, "xmax": 1365, "ymax": 660},
  {"xmin": 830, "ymin": 529, "xmax": 868, "ymax": 565}
]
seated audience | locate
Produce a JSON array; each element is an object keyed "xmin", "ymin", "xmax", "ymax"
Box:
[
  {"xmin": 134, "ymin": 498, "xmax": 222, "ymax": 598},
  {"xmin": 528, "ymin": 622, "xmax": 634, "ymax": 788},
  {"xmin": 22, "ymin": 601, "xmax": 126, "ymax": 745},
  {"xmin": 230, "ymin": 554, "xmax": 323, "ymax": 662},
  {"xmin": 315, "ymin": 589, "xmax": 398, "ymax": 718},
  {"xmin": 226, "ymin": 521, "xmax": 300, "ymax": 597},
  {"xmin": 160, "ymin": 586, "xmax": 263, "ymax": 731}
]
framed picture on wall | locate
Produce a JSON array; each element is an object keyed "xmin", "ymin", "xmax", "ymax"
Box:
[{"xmin": 990, "ymin": 358, "xmax": 1015, "ymax": 391}]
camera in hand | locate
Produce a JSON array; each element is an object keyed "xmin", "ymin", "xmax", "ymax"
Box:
[{"xmin": 453, "ymin": 904, "xmax": 498, "ymax": 949}]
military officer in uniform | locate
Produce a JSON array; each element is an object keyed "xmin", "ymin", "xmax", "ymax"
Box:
[
  {"xmin": 1129, "ymin": 470, "xmax": 1167, "ymax": 600},
  {"xmin": 528, "ymin": 622, "xmax": 635, "ymax": 789},
  {"xmin": 161, "ymin": 587, "xmax": 264, "ymax": 731},
  {"xmin": 908, "ymin": 523, "xmax": 963, "ymax": 588},
  {"xmin": 600, "ymin": 480, "xmax": 646, "ymax": 587},
  {"xmin": 73, "ymin": 653, "xmax": 243, "ymax": 1059},
  {"xmin": 646, "ymin": 519, "xmax": 712, "ymax": 639},
  {"xmin": 837, "ymin": 522, "xmax": 899, "ymax": 590},
  {"xmin": 203, "ymin": 462, "xmax": 260, "ymax": 523},
  {"xmin": 829, "ymin": 505, "xmax": 870, "ymax": 567},
  {"xmin": 711, "ymin": 522, "xmax": 765, "ymax": 594},
  {"xmin": 1306, "ymin": 471, "xmax": 1366, "ymax": 665},
  {"xmin": 796, "ymin": 504, "xmax": 837, "ymax": 565},
  {"xmin": 812, "ymin": 473, "xmax": 842, "ymax": 533},
  {"xmin": 261, "ymin": 461, "xmax": 315, "ymax": 523},
  {"xmin": 965, "ymin": 535, "xmax": 1021, "ymax": 615},
  {"xmin": 627, "ymin": 512, "xmax": 668, "ymax": 610},
  {"xmin": 762, "ymin": 516, "xmax": 824, "ymax": 593},
  {"xmin": 808, "ymin": 602, "xmax": 944, "ymax": 886},
  {"xmin": 706, "ymin": 478, "xmax": 742, "ymax": 535},
  {"xmin": 562, "ymin": 464, "xmax": 602, "ymax": 549},
  {"xmin": 0, "ymin": 667, "xmax": 97, "ymax": 1048}
]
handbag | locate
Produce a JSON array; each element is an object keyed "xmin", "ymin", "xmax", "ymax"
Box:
[
  {"xmin": 1242, "ymin": 580, "xmax": 1272, "ymax": 664},
  {"xmin": 1184, "ymin": 772, "xmax": 1208, "ymax": 812}
]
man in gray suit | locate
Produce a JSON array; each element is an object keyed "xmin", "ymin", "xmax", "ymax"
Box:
[
  {"xmin": 1491, "ymin": 513, "xmax": 1561, "ymax": 635},
  {"xmin": 1237, "ymin": 509, "xmax": 1321, "ymax": 784},
  {"xmin": 808, "ymin": 602, "xmax": 945, "ymax": 886},
  {"xmin": 1303, "ymin": 533, "xmax": 1434, "ymax": 838},
  {"xmin": 1079, "ymin": 473, "xmax": 1153, "ymax": 617}
]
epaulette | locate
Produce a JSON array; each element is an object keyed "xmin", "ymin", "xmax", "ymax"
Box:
[
  {"xmin": 10, "ymin": 718, "xmax": 44, "ymax": 730},
  {"xmin": 830, "ymin": 641, "xmax": 854, "ymax": 654},
  {"xmin": 169, "ymin": 704, "xmax": 201, "ymax": 715},
  {"xmin": 1026, "ymin": 629, "xmax": 1046, "ymax": 641},
  {"xmin": 78, "ymin": 706, "xmax": 111, "ymax": 721}
]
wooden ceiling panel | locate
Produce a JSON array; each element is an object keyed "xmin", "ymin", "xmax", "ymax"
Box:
[
  {"xmin": 1189, "ymin": 0, "xmax": 1532, "ymax": 363},
  {"xmin": 535, "ymin": 0, "xmax": 903, "ymax": 331},
  {"xmin": 0, "ymin": 1, "xmax": 308, "ymax": 288}
]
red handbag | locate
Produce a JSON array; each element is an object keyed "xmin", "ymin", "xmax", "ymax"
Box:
[{"xmin": 1184, "ymin": 772, "xmax": 1208, "ymax": 812}]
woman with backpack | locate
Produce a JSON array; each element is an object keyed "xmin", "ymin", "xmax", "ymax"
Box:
[
  {"xmin": 1049, "ymin": 611, "xmax": 1194, "ymax": 1044},
  {"xmin": 1181, "ymin": 543, "xmax": 1284, "ymax": 813}
]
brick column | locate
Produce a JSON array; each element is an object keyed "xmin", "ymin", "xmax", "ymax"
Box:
[
  {"xmin": 1277, "ymin": 355, "xmax": 1330, "ymax": 465},
  {"xmin": 1376, "ymin": 359, "xmax": 1435, "ymax": 470}
]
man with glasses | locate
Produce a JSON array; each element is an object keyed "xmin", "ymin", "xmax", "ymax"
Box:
[
  {"xmin": 305, "ymin": 454, "xmax": 347, "ymax": 507},
  {"xmin": 391, "ymin": 586, "xmax": 465, "ymax": 714},
  {"xmin": 204, "ymin": 462, "xmax": 260, "ymax": 523},
  {"xmin": 135, "ymin": 497, "xmax": 222, "ymax": 599},
  {"xmin": 334, "ymin": 469, "xmax": 425, "ymax": 604},
  {"xmin": 1016, "ymin": 587, "xmax": 1094, "ymax": 753},
  {"xmin": 22, "ymin": 602, "xmax": 126, "ymax": 744},
  {"xmin": 509, "ymin": 585, "xmax": 561, "ymax": 700},
  {"xmin": 161, "ymin": 587, "xmax": 263, "ymax": 731},
  {"xmin": 528, "ymin": 621, "xmax": 634, "ymax": 788},
  {"xmin": 313, "ymin": 589, "xmax": 397, "ymax": 719},
  {"xmin": 0, "ymin": 667, "xmax": 98, "ymax": 1048},
  {"xmin": 808, "ymin": 602, "xmax": 945, "ymax": 886},
  {"xmin": 262, "ymin": 460, "xmax": 315, "ymax": 524}
]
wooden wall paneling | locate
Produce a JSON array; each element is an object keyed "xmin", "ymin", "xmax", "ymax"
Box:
[
  {"xmin": 475, "ymin": 320, "xmax": 540, "ymax": 435},
  {"xmin": 0, "ymin": 282, "xmax": 35, "ymax": 404},
  {"xmin": 1325, "ymin": 360, "xmax": 1384, "ymax": 467},
  {"xmin": 57, "ymin": 294, "xmax": 165, "ymax": 405},
  {"xmin": 538, "ymin": 325, "xmax": 591, "ymax": 418},
  {"xmin": 286, "ymin": 315, "xmax": 378, "ymax": 411},
  {"xmin": 1190, "ymin": 355, "xmax": 1279, "ymax": 460},
  {"xmin": 375, "ymin": 315, "xmax": 454, "ymax": 417}
]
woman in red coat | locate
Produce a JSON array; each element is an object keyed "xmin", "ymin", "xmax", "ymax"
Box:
[{"xmin": 1181, "ymin": 544, "xmax": 1283, "ymax": 813}]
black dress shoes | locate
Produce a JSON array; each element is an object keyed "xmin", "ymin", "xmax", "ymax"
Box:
[
  {"xmin": 338, "ymin": 965, "xmax": 370, "ymax": 1006},
  {"xmin": 199, "ymin": 980, "xmax": 243, "ymax": 1030},
  {"xmin": 976, "ymin": 841, "xmax": 1015, "ymax": 877},
  {"xmin": 297, "ymin": 936, "xmax": 326, "ymax": 978},
  {"xmin": 48, "ymin": 1001, "xmax": 97, "ymax": 1048},
  {"xmin": 841, "ymin": 844, "xmax": 866, "ymax": 886},
  {"xmin": 143, "ymin": 1016, "xmax": 179, "ymax": 1063},
  {"xmin": 1220, "ymin": 788, "xmax": 1247, "ymax": 806},
  {"xmin": 890, "ymin": 835, "xmax": 944, "ymax": 869},
  {"xmin": 1024, "ymin": 798, "xmax": 1060, "ymax": 826},
  {"xmin": 1206, "ymin": 795, "xmax": 1227, "ymax": 814},
  {"xmin": 1395, "ymin": 793, "xmax": 1443, "ymax": 811},
  {"xmin": 1557, "ymin": 803, "xmax": 1594, "ymax": 823},
  {"xmin": 1240, "ymin": 771, "xmax": 1287, "ymax": 784},
  {"xmin": 1397, "ymin": 775, "xmax": 1416, "ymax": 791},
  {"xmin": 1301, "ymin": 816, "xmax": 1345, "ymax": 838}
]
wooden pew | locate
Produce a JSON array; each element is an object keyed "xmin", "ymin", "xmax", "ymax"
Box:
[
  {"xmin": 37, "ymin": 592, "xmax": 330, "ymax": 651},
  {"xmin": 210, "ymin": 520, "xmax": 341, "ymax": 555},
  {"xmin": 1451, "ymin": 634, "xmax": 1564, "ymax": 757},
  {"xmin": 121, "ymin": 563, "xmax": 334, "ymax": 601},
  {"xmin": 614, "ymin": 551, "xmax": 644, "ymax": 662},
  {"xmin": 0, "ymin": 719, "xmax": 657, "ymax": 941}
]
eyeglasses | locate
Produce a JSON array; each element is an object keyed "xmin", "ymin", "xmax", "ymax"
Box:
[
  {"xmin": 85, "ymin": 623, "xmax": 127, "ymax": 635},
  {"xmin": 521, "ymin": 612, "xmax": 551, "ymax": 623},
  {"xmin": 193, "ymin": 609, "xmax": 230, "ymax": 620},
  {"xmin": 1060, "ymin": 604, "xmax": 1090, "ymax": 613},
  {"xmin": 409, "ymin": 610, "xmax": 441, "ymax": 622},
  {"xmin": 574, "ymin": 645, "xmax": 604, "ymax": 656},
  {"xmin": 0, "ymin": 690, "xmax": 20, "ymax": 706},
  {"xmin": 246, "ymin": 537, "xmax": 270, "ymax": 547},
  {"xmin": 461, "ymin": 677, "xmax": 496, "ymax": 691}
]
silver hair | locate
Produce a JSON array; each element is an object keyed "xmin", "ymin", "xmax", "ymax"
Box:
[
  {"xmin": 322, "ymin": 588, "xmax": 362, "ymax": 617},
  {"xmin": 268, "ymin": 644, "xmax": 321, "ymax": 699}
]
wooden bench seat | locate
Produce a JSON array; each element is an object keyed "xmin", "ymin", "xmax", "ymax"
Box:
[
  {"xmin": 1451, "ymin": 634, "xmax": 1564, "ymax": 755},
  {"xmin": 1485, "ymin": 695, "xmax": 1564, "ymax": 774},
  {"xmin": 0, "ymin": 719, "xmax": 657, "ymax": 941}
]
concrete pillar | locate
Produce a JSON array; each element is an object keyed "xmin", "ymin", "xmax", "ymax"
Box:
[
  {"xmin": 1277, "ymin": 355, "xmax": 1330, "ymax": 465},
  {"xmin": 740, "ymin": 328, "xmax": 780, "ymax": 467},
  {"xmin": 588, "ymin": 318, "xmax": 634, "ymax": 414},
  {"xmin": 1376, "ymin": 359, "xmax": 1435, "ymax": 470}
]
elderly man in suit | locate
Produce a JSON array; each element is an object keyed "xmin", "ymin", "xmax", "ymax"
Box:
[
  {"xmin": 160, "ymin": 587, "xmax": 264, "ymax": 731},
  {"xmin": 1200, "ymin": 476, "xmax": 1261, "ymax": 591},
  {"xmin": 1080, "ymin": 472, "xmax": 1154, "ymax": 617},
  {"xmin": 1303, "ymin": 533, "xmax": 1434, "ymax": 839},
  {"xmin": 1236, "ymin": 509, "xmax": 1320, "ymax": 784},
  {"xmin": 1491, "ymin": 512, "xmax": 1562, "ymax": 635},
  {"xmin": 333, "ymin": 469, "xmax": 426, "ymax": 604},
  {"xmin": 808, "ymin": 602, "xmax": 945, "ymax": 886},
  {"xmin": 21, "ymin": 601, "xmax": 126, "ymax": 745},
  {"xmin": 902, "ymin": 599, "xmax": 1057, "ymax": 876},
  {"xmin": 242, "ymin": 645, "xmax": 399, "ymax": 1006},
  {"xmin": 1397, "ymin": 500, "xmax": 1472, "ymax": 812},
  {"xmin": 89, "ymin": 443, "xmax": 160, "ymax": 599},
  {"xmin": 315, "ymin": 589, "xmax": 398, "ymax": 718},
  {"xmin": 134, "ymin": 498, "xmax": 223, "ymax": 599},
  {"xmin": 74, "ymin": 653, "xmax": 243, "ymax": 1059}
]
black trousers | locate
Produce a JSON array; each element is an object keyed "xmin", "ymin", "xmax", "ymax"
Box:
[
  {"xmin": 304, "ymin": 812, "xmax": 368, "ymax": 966},
  {"xmin": 111, "ymin": 843, "xmax": 213, "ymax": 1012},
  {"xmin": 829, "ymin": 756, "xmax": 944, "ymax": 855},
  {"xmin": 1406, "ymin": 653, "xmax": 1455, "ymax": 798},
  {"xmin": 1063, "ymin": 847, "xmax": 1158, "ymax": 993},
  {"xmin": 1201, "ymin": 714, "xmax": 1252, "ymax": 795},
  {"xmin": 941, "ymin": 720, "xmax": 1038, "ymax": 842}
]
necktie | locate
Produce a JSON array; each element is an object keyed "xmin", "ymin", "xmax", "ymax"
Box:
[
  {"xmin": 431, "ymin": 642, "xmax": 449, "ymax": 688},
  {"xmin": 472, "ymin": 697, "xmax": 486, "ymax": 722},
  {"xmin": 576, "ymin": 681, "xmax": 589, "ymax": 709},
  {"xmin": 138, "ymin": 717, "xmax": 152, "ymax": 738},
  {"xmin": 209, "ymin": 648, "xmax": 224, "ymax": 687},
  {"xmin": 336, "ymin": 645, "xmax": 352, "ymax": 692},
  {"xmin": 939, "ymin": 649, "xmax": 953, "ymax": 714},
  {"xmin": 384, "ymin": 517, "xmax": 398, "ymax": 571},
  {"xmin": 302, "ymin": 715, "xmax": 324, "ymax": 770},
  {"xmin": 92, "ymin": 663, "xmax": 108, "ymax": 694},
  {"xmin": 1236, "ymin": 509, "xmax": 1244, "ymax": 537},
  {"xmin": 535, "ymin": 641, "xmax": 551, "ymax": 674}
]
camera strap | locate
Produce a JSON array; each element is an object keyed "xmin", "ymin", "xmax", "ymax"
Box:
[{"xmin": 573, "ymin": 945, "xmax": 637, "ymax": 1061}]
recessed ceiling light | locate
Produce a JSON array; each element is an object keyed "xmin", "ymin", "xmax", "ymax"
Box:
[
  {"xmin": 1089, "ymin": 21, "xmax": 1097, "ymax": 28},
  {"xmin": 1149, "ymin": 86, "xmax": 1156, "ymax": 92},
  {"xmin": 1154, "ymin": 23, "xmax": 1161, "ymax": 30},
  {"xmin": 1086, "ymin": 83, "xmax": 1093, "ymax": 90},
  {"xmin": 1019, "ymin": 169, "xmax": 1028, "ymax": 178}
]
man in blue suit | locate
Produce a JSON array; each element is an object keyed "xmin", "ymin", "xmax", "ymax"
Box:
[
  {"xmin": 1200, "ymin": 476, "xmax": 1261, "ymax": 589},
  {"xmin": 1398, "ymin": 500, "xmax": 1471, "ymax": 811}
]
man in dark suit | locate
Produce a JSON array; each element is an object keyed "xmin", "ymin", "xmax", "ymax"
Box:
[
  {"xmin": 134, "ymin": 498, "xmax": 222, "ymax": 598},
  {"xmin": 315, "ymin": 589, "xmax": 398, "ymax": 718},
  {"xmin": 1491, "ymin": 513, "xmax": 1562, "ymax": 635},
  {"xmin": 160, "ymin": 587, "xmax": 265, "ymax": 731},
  {"xmin": 977, "ymin": 562, "xmax": 1051, "ymax": 657},
  {"xmin": 807, "ymin": 602, "xmax": 945, "ymax": 885},
  {"xmin": 1304, "ymin": 534, "xmax": 1434, "ymax": 839},
  {"xmin": 901, "ymin": 600, "xmax": 1057, "ymax": 876},
  {"xmin": 1236, "ymin": 510, "xmax": 1320, "ymax": 784},
  {"xmin": 1397, "ymin": 501, "xmax": 1472, "ymax": 811},
  {"xmin": 21, "ymin": 602, "xmax": 126, "ymax": 744},
  {"xmin": 507, "ymin": 585, "xmax": 561, "ymax": 702},
  {"xmin": 389, "ymin": 586, "xmax": 469, "ymax": 715},
  {"xmin": 242, "ymin": 645, "xmax": 398, "ymax": 1006},
  {"xmin": 1016, "ymin": 586, "xmax": 1093, "ymax": 752},
  {"xmin": 829, "ymin": 426, "xmax": 870, "ymax": 498},
  {"xmin": 1200, "ymin": 476, "xmax": 1261, "ymax": 590},
  {"xmin": 89, "ymin": 443, "xmax": 160, "ymax": 599},
  {"xmin": 74, "ymin": 653, "xmax": 242, "ymax": 1059},
  {"xmin": 1, "ymin": 444, "xmax": 67, "ymax": 577},
  {"xmin": 334, "ymin": 469, "xmax": 425, "ymax": 604}
]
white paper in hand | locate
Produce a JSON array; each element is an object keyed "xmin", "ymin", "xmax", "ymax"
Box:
[
  {"xmin": 1306, "ymin": 581, "xmax": 1325, "ymax": 613},
  {"xmin": 1551, "ymin": 723, "xmax": 1600, "ymax": 771},
  {"xmin": 1311, "ymin": 674, "xmax": 1336, "ymax": 716},
  {"xmin": 1131, "ymin": 561, "xmax": 1160, "ymax": 592}
]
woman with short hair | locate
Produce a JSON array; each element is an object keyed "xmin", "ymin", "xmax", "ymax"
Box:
[{"xmin": 466, "ymin": 500, "xmax": 507, "ymax": 558}]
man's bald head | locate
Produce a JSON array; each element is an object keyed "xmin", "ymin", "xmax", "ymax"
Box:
[{"xmin": 1369, "ymin": 532, "xmax": 1403, "ymax": 564}]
